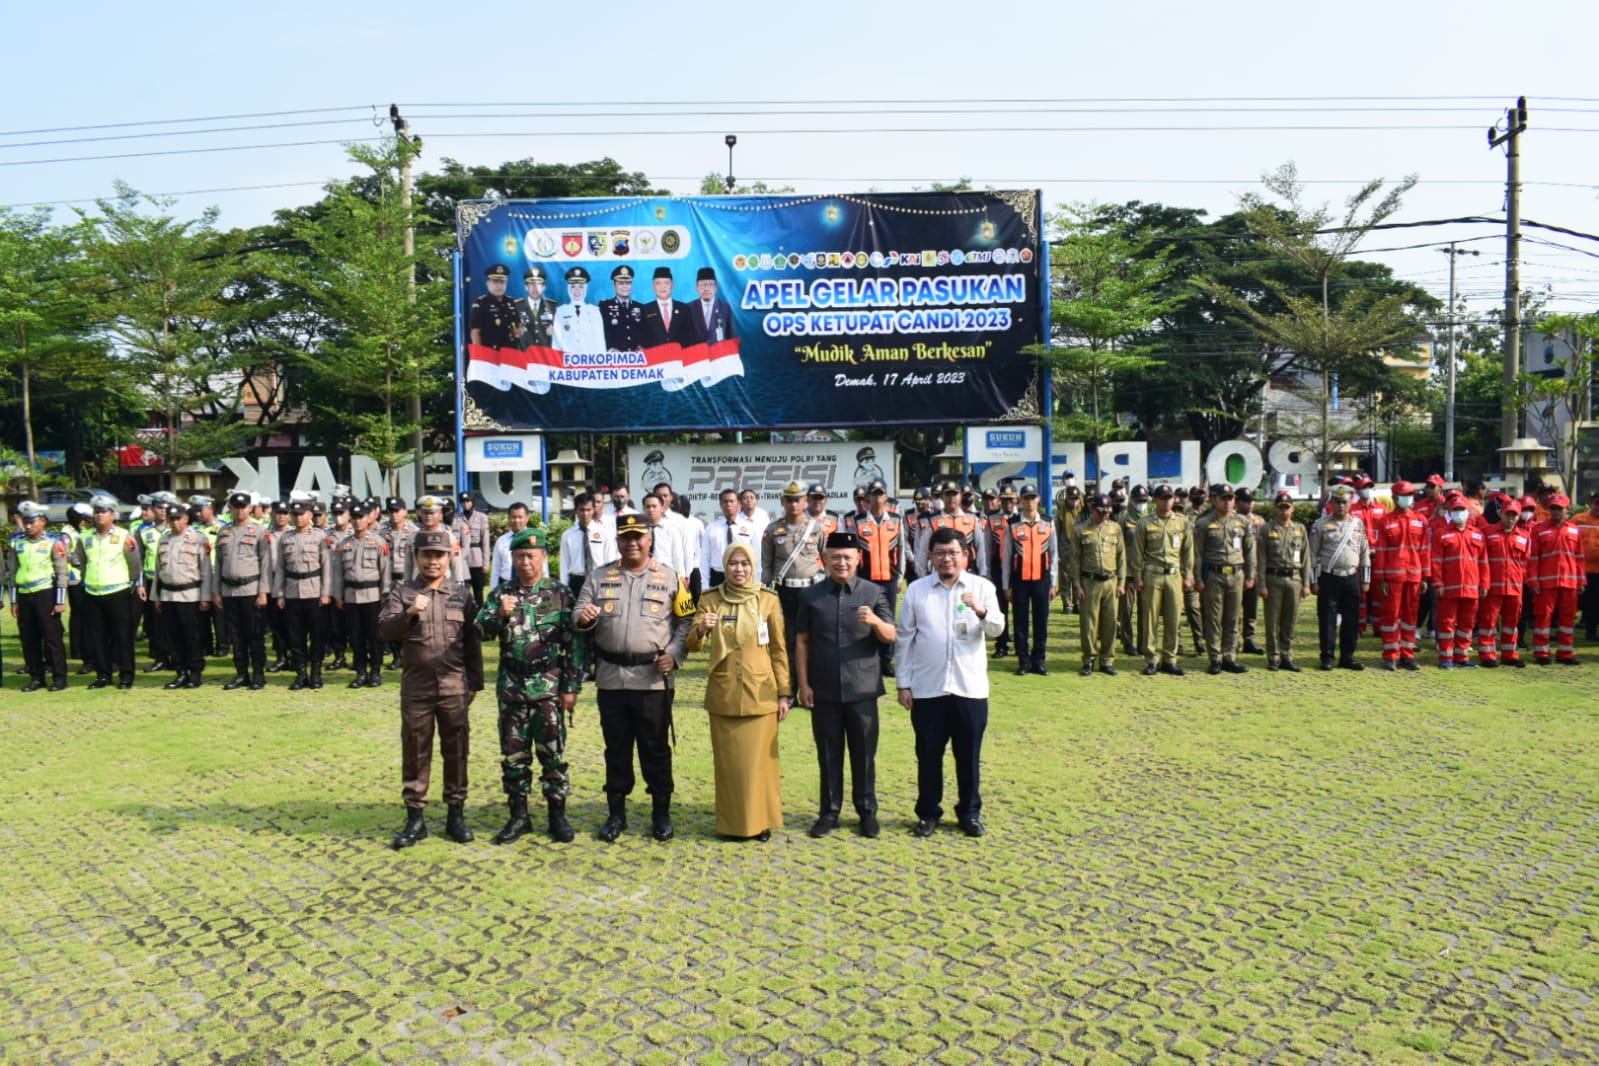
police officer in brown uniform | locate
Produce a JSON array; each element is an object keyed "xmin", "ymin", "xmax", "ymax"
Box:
[
  {"xmin": 1235, "ymin": 488, "xmax": 1268, "ymax": 654},
  {"xmin": 378, "ymin": 497, "xmax": 418, "ymax": 669},
  {"xmin": 762, "ymin": 481, "xmax": 825, "ymax": 695},
  {"xmin": 152, "ymin": 503, "xmax": 215, "ymax": 690},
  {"xmin": 575, "ymin": 513, "xmax": 693, "ymax": 843},
  {"xmin": 331, "ymin": 501, "xmax": 392, "ymax": 689},
  {"xmin": 1256, "ymin": 490, "xmax": 1311, "ymax": 671},
  {"xmin": 453, "ymin": 491, "xmax": 491, "ymax": 608},
  {"xmin": 213, "ymin": 491, "xmax": 274, "ymax": 691},
  {"xmin": 1116, "ymin": 486, "xmax": 1149, "ymax": 655},
  {"xmin": 274, "ymin": 500, "xmax": 331, "ymax": 691},
  {"xmin": 379, "ymin": 529, "xmax": 485, "ymax": 849},
  {"xmin": 1194, "ymin": 484, "xmax": 1256, "ymax": 675}
]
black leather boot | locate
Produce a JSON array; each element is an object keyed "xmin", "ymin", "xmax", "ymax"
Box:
[
  {"xmin": 183, "ymin": 672, "xmax": 203, "ymax": 689},
  {"xmin": 547, "ymin": 797, "xmax": 574, "ymax": 843},
  {"xmin": 223, "ymin": 674, "xmax": 250, "ymax": 691},
  {"xmin": 330, "ymin": 653, "xmax": 349, "ymax": 671},
  {"xmin": 597, "ymin": 795, "xmax": 627, "ymax": 842},
  {"xmin": 347, "ymin": 673, "xmax": 367, "ymax": 690},
  {"xmin": 651, "ymin": 796, "xmax": 674, "ymax": 842},
  {"xmin": 445, "ymin": 803, "xmax": 473, "ymax": 844},
  {"xmin": 493, "ymin": 795, "xmax": 531, "ymax": 845},
  {"xmin": 392, "ymin": 808, "xmax": 428, "ymax": 849},
  {"xmin": 250, "ymin": 670, "xmax": 266, "ymax": 690},
  {"xmin": 289, "ymin": 669, "xmax": 309, "ymax": 691},
  {"xmin": 267, "ymin": 656, "xmax": 289, "ymax": 673},
  {"xmin": 163, "ymin": 672, "xmax": 189, "ymax": 691},
  {"xmin": 309, "ymin": 666, "xmax": 323, "ymax": 690},
  {"xmin": 366, "ymin": 669, "xmax": 382, "ymax": 687},
  {"xmin": 143, "ymin": 658, "xmax": 170, "ymax": 673}
]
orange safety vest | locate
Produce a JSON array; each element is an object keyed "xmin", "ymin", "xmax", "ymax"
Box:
[
  {"xmin": 1008, "ymin": 518, "xmax": 1055, "ymax": 583},
  {"xmin": 855, "ymin": 513, "xmax": 901, "ymax": 582}
]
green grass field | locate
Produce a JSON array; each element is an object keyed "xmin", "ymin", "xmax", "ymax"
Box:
[{"xmin": 1, "ymin": 607, "xmax": 1595, "ymax": 1065}]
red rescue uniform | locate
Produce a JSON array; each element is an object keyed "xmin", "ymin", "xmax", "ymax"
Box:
[
  {"xmin": 1372, "ymin": 509, "xmax": 1430, "ymax": 662},
  {"xmin": 1476, "ymin": 524, "xmax": 1531, "ymax": 665},
  {"xmin": 1530, "ymin": 518, "xmax": 1586, "ymax": 662}
]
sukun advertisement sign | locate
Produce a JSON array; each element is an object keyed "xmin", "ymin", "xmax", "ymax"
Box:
[
  {"xmin": 457, "ymin": 191, "xmax": 1043, "ymax": 434},
  {"xmin": 625, "ymin": 441, "xmax": 894, "ymax": 519}
]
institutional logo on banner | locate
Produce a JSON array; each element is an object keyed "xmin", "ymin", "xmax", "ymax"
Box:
[{"xmin": 561, "ymin": 233, "xmax": 583, "ymax": 257}]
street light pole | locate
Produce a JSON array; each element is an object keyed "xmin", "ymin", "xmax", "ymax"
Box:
[{"xmin": 724, "ymin": 135, "xmax": 737, "ymax": 193}]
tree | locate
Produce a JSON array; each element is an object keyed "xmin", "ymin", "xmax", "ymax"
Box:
[
  {"xmin": 0, "ymin": 209, "xmax": 102, "ymax": 490},
  {"xmin": 1036, "ymin": 204, "xmax": 1177, "ymax": 447},
  {"xmin": 278, "ymin": 139, "xmax": 451, "ymax": 490},
  {"xmin": 1201, "ymin": 164, "xmax": 1424, "ymax": 488},
  {"xmin": 82, "ymin": 186, "xmax": 253, "ymax": 490}
]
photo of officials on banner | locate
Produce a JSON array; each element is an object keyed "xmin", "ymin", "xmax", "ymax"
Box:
[{"xmin": 457, "ymin": 191, "xmax": 1044, "ymax": 433}]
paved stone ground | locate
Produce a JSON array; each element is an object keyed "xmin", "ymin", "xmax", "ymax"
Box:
[{"xmin": 0, "ymin": 615, "xmax": 1595, "ymax": 1064}]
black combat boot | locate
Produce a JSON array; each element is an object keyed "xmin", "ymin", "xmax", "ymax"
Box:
[
  {"xmin": 163, "ymin": 672, "xmax": 189, "ymax": 691},
  {"xmin": 250, "ymin": 669, "xmax": 266, "ymax": 691},
  {"xmin": 347, "ymin": 673, "xmax": 367, "ymax": 690},
  {"xmin": 223, "ymin": 674, "xmax": 250, "ymax": 691},
  {"xmin": 144, "ymin": 658, "xmax": 170, "ymax": 673},
  {"xmin": 651, "ymin": 796, "xmax": 674, "ymax": 842},
  {"xmin": 547, "ymin": 797, "xmax": 574, "ymax": 843},
  {"xmin": 445, "ymin": 803, "xmax": 473, "ymax": 844},
  {"xmin": 183, "ymin": 672, "xmax": 203, "ymax": 689},
  {"xmin": 365, "ymin": 669, "xmax": 382, "ymax": 688},
  {"xmin": 267, "ymin": 656, "xmax": 289, "ymax": 673},
  {"xmin": 289, "ymin": 669, "xmax": 309, "ymax": 691},
  {"xmin": 392, "ymin": 808, "xmax": 428, "ymax": 849},
  {"xmin": 493, "ymin": 795, "xmax": 531, "ymax": 845},
  {"xmin": 330, "ymin": 653, "xmax": 349, "ymax": 671},
  {"xmin": 309, "ymin": 666, "xmax": 324, "ymax": 690},
  {"xmin": 597, "ymin": 795, "xmax": 627, "ymax": 842}
]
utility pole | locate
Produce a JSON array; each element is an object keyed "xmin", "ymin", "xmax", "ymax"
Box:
[
  {"xmin": 1441, "ymin": 243, "xmax": 1479, "ymax": 481},
  {"xmin": 1488, "ymin": 96, "xmax": 1528, "ymax": 449},
  {"xmin": 390, "ymin": 104, "xmax": 426, "ymax": 501}
]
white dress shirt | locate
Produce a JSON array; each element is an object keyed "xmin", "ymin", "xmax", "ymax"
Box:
[
  {"xmin": 646, "ymin": 519, "xmax": 689, "ymax": 576},
  {"xmin": 701, "ymin": 514, "xmax": 765, "ymax": 586},
  {"xmin": 490, "ymin": 529, "xmax": 516, "ymax": 588},
  {"xmin": 895, "ymin": 571, "xmax": 1004, "ymax": 700},
  {"xmin": 558, "ymin": 521, "xmax": 619, "ymax": 583}
]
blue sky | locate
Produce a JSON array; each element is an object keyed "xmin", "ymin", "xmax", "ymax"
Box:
[{"xmin": 4, "ymin": 0, "xmax": 1596, "ymax": 316}]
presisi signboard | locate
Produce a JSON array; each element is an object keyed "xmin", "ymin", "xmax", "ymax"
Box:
[{"xmin": 456, "ymin": 191, "xmax": 1044, "ymax": 434}]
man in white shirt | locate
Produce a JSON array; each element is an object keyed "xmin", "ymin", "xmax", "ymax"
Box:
[
  {"xmin": 600, "ymin": 485, "xmax": 637, "ymax": 527},
  {"xmin": 702, "ymin": 488, "xmax": 764, "ymax": 588},
  {"xmin": 642, "ymin": 493, "xmax": 688, "ymax": 575},
  {"xmin": 739, "ymin": 488, "xmax": 771, "ymax": 531},
  {"xmin": 673, "ymin": 494, "xmax": 705, "ymax": 599},
  {"xmin": 557, "ymin": 492, "xmax": 619, "ymax": 596},
  {"xmin": 489, "ymin": 501, "xmax": 531, "ymax": 588},
  {"xmin": 896, "ymin": 525, "xmax": 1003, "ymax": 839}
]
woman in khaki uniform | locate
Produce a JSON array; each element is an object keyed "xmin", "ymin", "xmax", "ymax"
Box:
[{"xmin": 688, "ymin": 543, "xmax": 791, "ymax": 840}]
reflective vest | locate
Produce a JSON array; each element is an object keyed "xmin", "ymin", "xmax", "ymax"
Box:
[
  {"xmin": 1008, "ymin": 517, "xmax": 1055, "ymax": 583},
  {"xmin": 854, "ymin": 513, "xmax": 901, "ymax": 582},
  {"xmin": 82, "ymin": 526, "xmax": 136, "ymax": 594},
  {"xmin": 14, "ymin": 535, "xmax": 62, "ymax": 593},
  {"xmin": 139, "ymin": 524, "xmax": 164, "ymax": 577}
]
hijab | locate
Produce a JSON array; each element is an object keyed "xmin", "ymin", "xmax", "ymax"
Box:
[{"xmin": 710, "ymin": 542, "xmax": 762, "ymax": 665}]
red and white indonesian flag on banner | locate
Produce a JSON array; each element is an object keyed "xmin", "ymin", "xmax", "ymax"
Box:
[{"xmin": 466, "ymin": 339, "xmax": 744, "ymax": 395}]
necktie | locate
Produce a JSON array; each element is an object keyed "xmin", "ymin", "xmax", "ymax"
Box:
[
  {"xmin": 662, "ymin": 303, "xmax": 671, "ymax": 329},
  {"xmin": 582, "ymin": 525, "xmax": 594, "ymax": 575}
]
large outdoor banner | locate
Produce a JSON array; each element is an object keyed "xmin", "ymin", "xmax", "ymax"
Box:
[{"xmin": 457, "ymin": 191, "xmax": 1043, "ymax": 433}]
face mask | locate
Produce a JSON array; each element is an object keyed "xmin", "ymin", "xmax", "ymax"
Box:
[
  {"xmin": 1395, "ymin": 495, "xmax": 1413, "ymax": 508},
  {"xmin": 1358, "ymin": 488, "xmax": 1375, "ymax": 502},
  {"xmin": 1128, "ymin": 501, "xmax": 1146, "ymax": 516},
  {"xmin": 1450, "ymin": 510, "xmax": 1469, "ymax": 527}
]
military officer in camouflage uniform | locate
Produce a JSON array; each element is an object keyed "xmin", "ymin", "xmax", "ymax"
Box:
[
  {"xmin": 1194, "ymin": 484, "xmax": 1256, "ymax": 675},
  {"xmin": 575, "ymin": 514, "xmax": 694, "ymax": 843},
  {"xmin": 599, "ymin": 264, "xmax": 648, "ymax": 351},
  {"xmin": 1071, "ymin": 492, "xmax": 1126, "ymax": 676},
  {"xmin": 274, "ymin": 500, "xmax": 331, "ymax": 691},
  {"xmin": 213, "ymin": 491, "xmax": 274, "ymax": 691},
  {"xmin": 1256, "ymin": 490, "xmax": 1310, "ymax": 671},
  {"xmin": 330, "ymin": 501, "xmax": 392, "ymax": 688},
  {"xmin": 152, "ymin": 503, "xmax": 215, "ymax": 690},
  {"xmin": 477, "ymin": 528, "xmax": 583, "ymax": 845},
  {"xmin": 1131, "ymin": 485, "xmax": 1194, "ymax": 676},
  {"xmin": 761, "ymin": 481, "xmax": 825, "ymax": 696}
]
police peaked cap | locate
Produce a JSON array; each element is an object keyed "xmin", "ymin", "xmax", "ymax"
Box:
[
  {"xmin": 566, "ymin": 266, "xmax": 592, "ymax": 284},
  {"xmin": 485, "ymin": 264, "xmax": 511, "ymax": 280}
]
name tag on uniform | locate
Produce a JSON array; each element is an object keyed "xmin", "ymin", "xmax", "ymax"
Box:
[
  {"xmin": 1293, "ymin": 550, "xmax": 1302, "ymax": 564},
  {"xmin": 757, "ymin": 621, "xmax": 770, "ymax": 646},
  {"xmin": 1232, "ymin": 536, "xmax": 1242, "ymax": 550},
  {"xmin": 1169, "ymin": 534, "xmax": 1180, "ymax": 549}
]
